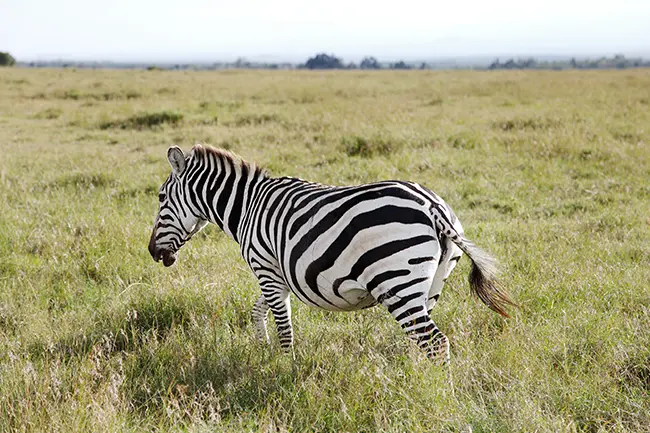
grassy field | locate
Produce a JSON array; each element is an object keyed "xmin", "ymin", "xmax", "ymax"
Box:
[{"xmin": 0, "ymin": 67, "xmax": 649, "ymax": 432}]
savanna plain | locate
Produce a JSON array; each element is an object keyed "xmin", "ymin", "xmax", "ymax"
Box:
[{"xmin": 0, "ymin": 68, "xmax": 649, "ymax": 432}]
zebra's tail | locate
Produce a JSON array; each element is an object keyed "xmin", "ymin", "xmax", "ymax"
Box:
[
  {"xmin": 432, "ymin": 207, "xmax": 516, "ymax": 317},
  {"xmin": 454, "ymin": 239, "xmax": 516, "ymax": 317}
]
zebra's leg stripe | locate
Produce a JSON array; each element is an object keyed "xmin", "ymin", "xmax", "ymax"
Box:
[
  {"xmin": 251, "ymin": 295, "xmax": 270, "ymax": 344},
  {"xmin": 401, "ymin": 314, "xmax": 449, "ymax": 363},
  {"xmin": 379, "ymin": 289, "xmax": 450, "ymax": 363},
  {"xmin": 263, "ymin": 289, "xmax": 294, "ymax": 353}
]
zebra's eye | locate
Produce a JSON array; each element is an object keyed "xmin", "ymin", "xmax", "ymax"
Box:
[{"xmin": 158, "ymin": 193, "xmax": 166, "ymax": 202}]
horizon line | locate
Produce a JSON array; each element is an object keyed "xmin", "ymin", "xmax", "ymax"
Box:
[{"xmin": 13, "ymin": 50, "xmax": 650, "ymax": 65}]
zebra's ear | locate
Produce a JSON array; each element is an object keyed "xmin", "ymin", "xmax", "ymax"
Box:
[{"xmin": 167, "ymin": 146, "xmax": 186, "ymax": 176}]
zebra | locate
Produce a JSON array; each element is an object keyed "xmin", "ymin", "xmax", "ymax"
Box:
[{"xmin": 148, "ymin": 144, "xmax": 515, "ymax": 362}]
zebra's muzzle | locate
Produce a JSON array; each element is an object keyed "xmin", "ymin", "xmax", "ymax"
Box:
[
  {"xmin": 161, "ymin": 250, "xmax": 177, "ymax": 267},
  {"xmin": 149, "ymin": 225, "xmax": 177, "ymax": 266}
]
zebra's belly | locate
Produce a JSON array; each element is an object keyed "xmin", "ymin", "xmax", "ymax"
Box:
[
  {"xmin": 317, "ymin": 283, "xmax": 379, "ymax": 311},
  {"xmin": 283, "ymin": 276, "xmax": 377, "ymax": 311},
  {"xmin": 337, "ymin": 287, "xmax": 379, "ymax": 311}
]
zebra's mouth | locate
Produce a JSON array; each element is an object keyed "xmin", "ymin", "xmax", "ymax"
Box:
[{"xmin": 161, "ymin": 250, "xmax": 177, "ymax": 267}]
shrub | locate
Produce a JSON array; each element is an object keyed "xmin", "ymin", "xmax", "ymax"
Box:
[
  {"xmin": 341, "ymin": 135, "xmax": 395, "ymax": 157},
  {"xmin": 303, "ymin": 53, "xmax": 345, "ymax": 70},
  {"xmin": 51, "ymin": 172, "xmax": 116, "ymax": 190},
  {"xmin": 390, "ymin": 61, "xmax": 412, "ymax": 70},
  {"xmin": 198, "ymin": 100, "xmax": 243, "ymax": 111},
  {"xmin": 493, "ymin": 117, "xmax": 563, "ymax": 131},
  {"xmin": 0, "ymin": 52, "xmax": 16, "ymax": 66},
  {"xmin": 360, "ymin": 57, "xmax": 381, "ymax": 70},
  {"xmin": 100, "ymin": 111, "xmax": 184, "ymax": 130},
  {"xmin": 229, "ymin": 113, "xmax": 283, "ymax": 127},
  {"xmin": 447, "ymin": 132, "xmax": 478, "ymax": 149},
  {"xmin": 55, "ymin": 89, "xmax": 141, "ymax": 101},
  {"xmin": 34, "ymin": 108, "xmax": 63, "ymax": 120}
]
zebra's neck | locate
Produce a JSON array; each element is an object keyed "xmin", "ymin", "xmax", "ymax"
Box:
[{"xmin": 184, "ymin": 147, "xmax": 267, "ymax": 243}]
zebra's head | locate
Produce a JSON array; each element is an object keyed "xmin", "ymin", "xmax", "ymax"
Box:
[{"xmin": 148, "ymin": 146, "xmax": 208, "ymax": 267}]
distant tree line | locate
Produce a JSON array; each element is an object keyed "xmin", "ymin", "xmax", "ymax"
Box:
[
  {"xmin": 7, "ymin": 50, "xmax": 650, "ymax": 71},
  {"xmin": 488, "ymin": 54, "xmax": 650, "ymax": 70},
  {"xmin": 299, "ymin": 53, "xmax": 424, "ymax": 70}
]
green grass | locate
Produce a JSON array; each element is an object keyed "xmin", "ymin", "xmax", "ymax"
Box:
[{"xmin": 0, "ymin": 68, "xmax": 649, "ymax": 432}]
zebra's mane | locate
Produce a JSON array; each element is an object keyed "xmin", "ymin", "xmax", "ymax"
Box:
[{"xmin": 190, "ymin": 144, "xmax": 268, "ymax": 179}]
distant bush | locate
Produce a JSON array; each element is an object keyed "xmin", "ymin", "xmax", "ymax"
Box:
[
  {"xmin": 390, "ymin": 61, "xmax": 412, "ymax": 70},
  {"xmin": 198, "ymin": 100, "xmax": 244, "ymax": 111},
  {"xmin": 304, "ymin": 53, "xmax": 345, "ymax": 70},
  {"xmin": 59, "ymin": 89, "xmax": 82, "ymax": 100},
  {"xmin": 34, "ymin": 108, "xmax": 63, "ymax": 120},
  {"xmin": 341, "ymin": 135, "xmax": 395, "ymax": 157},
  {"xmin": 493, "ymin": 117, "xmax": 563, "ymax": 131},
  {"xmin": 0, "ymin": 52, "xmax": 16, "ymax": 67},
  {"xmin": 52, "ymin": 172, "xmax": 116, "ymax": 190},
  {"xmin": 611, "ymin": 129, "xmax": 643, "ymax": 144},
  {"xmin": 53, "ymin": 89, "xmax": 141, "ymax": 101},
  {"xmin": 424, "ymin": 97, "xmax": 443, "ymax": 106},
  {"xmin": 229, "ymin": 113, "xmax": 284, "ymax": 127},
  {"xmin": 360, "ymin": 57, "xmax": 381, "ymax": 70},
  {"xmin": 447, "ymin": 132, "xmax": 478, "ymax": 149},
  {"xmin": 100, "ymin": 111, "xmax": 184, "ymax": 130}
]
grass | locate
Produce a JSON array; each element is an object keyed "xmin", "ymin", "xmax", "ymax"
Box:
[{"xmin": 0, "ymin": 68, "xmax": 649, "ymax": 432}]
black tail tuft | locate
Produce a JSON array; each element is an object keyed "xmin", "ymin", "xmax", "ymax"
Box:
[
  {"xmin": 430, "ymin": 204, "xmax": 517, "ymax": 317},
  {"xmin": 468, "ymin": 259, "xmax": 516, "ymax": 317},
  {"xmin": 453, "ymin": 239, "xmax": 517, "ymax": 317}
]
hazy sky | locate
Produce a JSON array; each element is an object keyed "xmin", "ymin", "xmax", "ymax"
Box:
[{"xmin": 2, "ymin": 0, "xmax": 650, "ymax": 62}]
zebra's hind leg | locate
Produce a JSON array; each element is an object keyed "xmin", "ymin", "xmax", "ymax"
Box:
[
  {"xmin": 252, "ymin": 295, "xmax": 270, "ymax": 344},
  {"xmin": 378, "ymin": 287, "xmax": 450, "ymax": 363}
]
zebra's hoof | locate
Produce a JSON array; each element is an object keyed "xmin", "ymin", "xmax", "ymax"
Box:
[{"xmin": 431, "ymin": 335, "xmax": 450, "ymax": 364}]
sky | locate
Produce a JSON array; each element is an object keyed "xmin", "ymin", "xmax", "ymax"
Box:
[{"xmin": 2, "ymin": 0, "xmax": 650, "ymax": 62}]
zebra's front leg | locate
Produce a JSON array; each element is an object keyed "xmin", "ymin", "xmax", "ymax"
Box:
[
  {"xmin": 251, "ymin": 295, "xmax": 270, "ymax": 344},
  {"xmin": 262, "ymin": 287, "xmax": 294, "ymax": 354}
]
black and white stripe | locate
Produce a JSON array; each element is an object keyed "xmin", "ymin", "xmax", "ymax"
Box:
[{"xmin": 149, "ymin": 144, "xmax": 515, "ymax": 361}]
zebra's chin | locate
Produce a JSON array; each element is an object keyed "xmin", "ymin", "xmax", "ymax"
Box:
[{"xmin": 161, "ymin": 250, "xmax": 177, "ymax": 267}]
